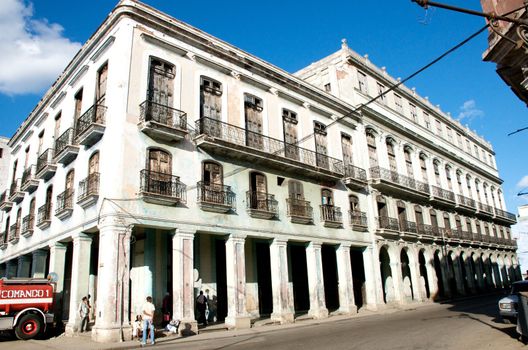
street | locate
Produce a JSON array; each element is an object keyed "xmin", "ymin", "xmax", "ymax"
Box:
[{"xmin": 1, "ymin": 294, "xmax": 524, "ymax": 350}]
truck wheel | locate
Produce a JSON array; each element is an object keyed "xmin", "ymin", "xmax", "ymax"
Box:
[{"xmin": 15, "ymin": 314, "xmax": 42, "ymax": 340}]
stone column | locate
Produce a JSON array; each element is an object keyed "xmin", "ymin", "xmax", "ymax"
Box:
[
  {"xmin": 5, "ymin": 260, "xmax": 17, "ymax": 278},
  {"xmin": 49, "ymin": 242, "xmax": 67, "ymax": 323},
  {"xmin": 452, "ymin": 255, "xmax": 465, "ymax": 295},
  {"xmin": 336, "ymin": 244, "xmax": 356, "ymax": 314},
  {"xmin": 32, "ymin": 249, "xmax": 48, "ymax": 278},
  {"xmin": 425, "ymin": 255, "xmax": 438, "ymax": 300},
  {"xmin": 362, "ymin": 246, "xmax": 381, "ymax": 310},
  {"xmin": 172, "ymin": 229, "xmax": 197, "ymax": 335},
  {"xmin": 464, "ymin": 259, "xmax": 477, "ymax": 294},
  {"xmin": 390, "ymin": 261, "xmax": 404, "ymax": 304},
  {"xmin": 92, "ymin": 216, "xmax": 132, "ymax": 343},
  {"xmin": 473, "ymin": 257, "xmax": 485, "ymax": 291},
  {"xmin": 306, "ymin": 242, "xmax": 328, "ymax": 319},
  {"xmin": 17, "ymin": 255, "xmax": 31, "ymax": 277},
  {"xmin": 66, "ymin": 233, "xmax": 92, "ymax": 334},
  {"xmin": 270, "ymin": 239, "xmax": 294, "ymax": 323},
  {"xmin": 225, "ymin": 235, "xmax": 251, "ymax": 329}
]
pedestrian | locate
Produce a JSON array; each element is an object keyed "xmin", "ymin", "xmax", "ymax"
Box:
[
  {"xmin": 86, "ymin": 294, "xmax": 93, "ymax": 321},
  {"xmin": 78, "ymin": 296, "xmax": 90, "ymax": 333},
  {"xmin": 196, "ymin": 290, "xmax": 208, "ymax": 326},
  {"xmin": 162, "ymin": 292, "xmax": 172, "ymax": 327},
  {"xmin": 141, "ymin": 296, "xmax": 156, "ymax": 346}
]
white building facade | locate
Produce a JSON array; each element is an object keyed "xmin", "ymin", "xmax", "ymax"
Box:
[{"xmin": 0, "ymin": 0, "xmax": 520, "ymax": 343}]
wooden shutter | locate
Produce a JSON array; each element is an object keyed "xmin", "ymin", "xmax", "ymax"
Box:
[
  {"xmin": 148, "ymin": 59, "xmax": 175, "ymax": 125},
  {"xmin": 430, "ymin": 210, "xmax": 438, "ymax": 228},
  {"xmin": 66, "ymin": 171, "xmax": 75, "ymax": 192},
  {"xmin": 387, "ymin": 142, "xmax": 397, "ymax": 172},
  {"xmin": 89, "ymin": 153, "xmax": 99, "ymax": 175},
  {"xmin": 74, "ymin": 89, "xmax": 83, "ymax": 120},
  {"xmin": 245, "ymin": 94, "xmax": 263, "ymax": 149},
  {"xmin": 414, "ymin": 206, "xmax": 424, "ymax": 225},
  {"xmin": 314, "ymin": 122, "xmax": 328, "ymax": 169},
  {"xmin": 283, "ymin": 110, "xmax": 299, "ymax": 160},
  {"xmin": 288, "ymin": 181, "xmax": 303, "ymax": 200},
  {"xmin": 341, "ymin": 134, "xmax": 353, "ymax": 166},
  {"xmin": 97, "ymin": 63, "xmax": 108, "ymax": 104}
]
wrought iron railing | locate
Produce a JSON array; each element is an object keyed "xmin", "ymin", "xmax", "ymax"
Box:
[
  {"xmin": 36, "ymin": 149, "xmax": 55, "ymax": 174},
  {"xmin": 417, "ymin": 223, "xmax": 440, "ymax": 236},
  {"xmin": 54, "ymin": 128, "xmax": 76, "ymax": 157},
  {"xmin": 139, "ymin": 100, "xmax": 187, "ymax": 130},
  {"xmin": 37, "ymin": 203, "xmax": 52, "ymax": 226},
  {"xmin": 196, "ymin": 117, "xmax": 344, "ymax": 174},
  {"xmin": 460, "ymin": 230, "xmax": 472, "ymax": 240},
  {"xmin": 478, "ymin": 202, "xmax": 493, "ymax": 214},
  {"xmin": 494, "ymin": 208, "xmax": 516, "ymax": 221},
  {"xmin": 76, "ymin": 104, "xmax": 107, "ymax": 138},
  {"xmin": 55, "ymin": 190, "xmax": 74, "ymax": 215},
  {"xmin": 349, "ymin": 210, "xmax": 368, "ymax": 227},
  {"xmin": 286, "ymin": 198, "xmax": 313, "ymax": 219},
  {"xmin": 344, "ymin": 164, "xmax": 367, "ymax": 182},
  {"xmin": 196, "ymin": 181, "xmax": 235, "ymax": 208},
  {"xmin": 21, "ymin": 214, "xmax": 34, "ymax": 235},
  {"xmin": 246, "ymin": 191, "xmax": 277, "ymax": 214},
  {"xmin": 377, "ymin": 216, "xmax": 400, "ymax": 231},
  {"xmin": 431, "ymin": 186, "xmax": 455, "ymax": 202},
  {"xmin": 400, "ymin": 220, "xmax": 417, "ymax": 233},
  {"xmin": 140, "ymin": 170, "xmax": 186, "ymax": 203},
  {"xmin": 457, "ymin": 194, "xmax": 476, "ymax": 208},
  {"xmin": 8, "ymin": 223, "xmax": 19, "ymax": 242},
  {"xmin": 369, "ymin": 166, "xmax": 429, "ymax": 194},
  {"xmin": 22, "ymin": 165, "xmax": 37, "ymax": 187},
  {"xmin": 471, "ymin": 232, "xmax": 482, "ymax": 242},
  {"xmin": 320, "ymin": 205, "xmax": 342, "ymax": 223},
  {"xmin": 78, "ymin": 173, "xmax": 100, "ymax": 201}
]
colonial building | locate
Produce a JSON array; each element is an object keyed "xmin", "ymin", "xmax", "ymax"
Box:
[
  {"xmin": 0, "ymin": 0, "xmax": 520, "ymax": 343},
  {"xmin": 0, "ymin": 136, "xmax": 10, "ymax": 192}
]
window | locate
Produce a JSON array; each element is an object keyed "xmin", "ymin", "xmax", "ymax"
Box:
[
  {"xmin": 466, "ymin": 175, "xmax": 472, "ymax": 198},
  {"xmin": 435, "ymin": 119, "xmax": 442, "ymax": 136},
  {"xmin": 45, "ymin": 186, "xmax": 53, "ymax": 219},
  {"xmin": 466, "ymin": 218, "xmax": 472, "ymax": 234},
  {"xmin": 11, "ymin": 160, "xmax": 18, "ymax": 184},
  {"xmin": 65, "ymin": 170, "xmax": 75, "ymax": 195},
  {"xmin": 475, "ymin": 179, "xmax": 481, "ymax": 201},
  {"xmin": 443, "ymin": 212, "xmax": 451, "ymax": 230},
  {"xmin": 202, "ymin": 161, "xmax": 223, "ymax": 203},
  {"xmin": 430, "ymin": 209, "xmax": 438, "ymax": 228},
  {"xmin": 244, "ymin": 93, "xmax": 264, "ymax": 149},
  {"xmin": 409, "ymin": 103, "xmax": 417, "ymax": 122},
  {"xmin": 249, "ymin": 172, "xmax": 268, "ymax": 210},
  {"xmin": 38, "ymin": 131, "xmax": 44, "ymax": 155},
  {"xmin": 366, "ymin": 129, "xmax": 378, "ymax": 167},
  {"xmin": 394, "ymin": 94, "xmax": 403, "ymax": 113},
  {"xmin": 446, "ymin": 126, "xmax": 453, "ymax": 143},
  {"xmin": 29, "ymin": 198, "xmax": 36, "ymax": 231},
  {"xmin": 0, "ymin": 148, "xmax": 3, "ymax": 159},
  {"xmin": 357, "ymin": 71, "xmax": 368, "ymax": 94},
  {"xmin": 404, "ymin": 148, "xmax": 413, "ymax": 177},
  {"xmin": 24, "ymin": 147, "xmax": 30, "ymax": 169},
  {"xmin": 96, "ymin": 63, "xmax": 108, "ymax": 105},
  {"xmin": 74, "ymin": 88, "xmax": 83, "ymax": 120},
  {"xmin": 414, "ymin": 205, "xmax": 424, "ymax": 226},
  {"xmin": 445, "ymin": 165, "xmax": 452, "ymax": 190},
  {"xmin": 433, "ymin": 161, "xmax": 440, "ymax": 185},
  {"xmin": 465, "ymin": 139, "xmax": 471, "ymax": 153},
  {"xmin": 397, "ymin": 200, "xmax": 407, "ymax": 227},
  {"xmin": 288, "ymin": 180, "xmax": 304, "ymax": 200},
  {"xmin": 54, "ymin": 112, "xmax": 62, "ymax": 140},
  {"xmin": 324, "ymin": 83, "xmax": 331, "ymax": 92},
  {"xmin": 349, "ymin": 195, "xmax": 360, "ymax": 212},
  {"xmin": 386, "ymin": 139, "xmax": 397, "ymax": 172},
  {"xmin": 376, "ymin": 195, "xmax": 388, "ymax": 218},
  {"xmin": 147, "ymin": 58, "xmax": 175, "ymax": 126},
  {"xmin": 321, "ymin": 189, "xmax": 334, "ymax": 206},
  {"xmin": 341, "ymin": 133, "xmax": 353, "ymax": 166},
  {"xmin": 283, "ymin": 109, "xmax": 299, "ymax": 160},
  {"xmin": 200, "ymin": 76, "xmax": 222, "ymax": 120},
  {"xmin": 456, "ymin": 171, "xmax": 462, "ymax": 187},
  {"xmin": 473, "ymin": 145, "xmax": 479, "ymax": 159},
  {"xmin": 423, "ymin": 112, "xmax": 431, "ymax": 129},
  {"xmin": 377, "ymin": 82, "xmax": 387, "ymax": 105},
  {"xmin": 456, "ymin": 133, "xmax": 463, "ymax": 148},
  {"xmin": 314, "ymin": 121, "xmax": 328, "ymax": 169},
  {"xmin": 420, "ymin": 154, "xmax": 428, "ymax": 183},
  {"xmin": 483, "ymin": 183, "xmax": 489, "ymax": 205}
]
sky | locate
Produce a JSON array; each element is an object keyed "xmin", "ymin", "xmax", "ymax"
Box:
[{"xmin": 0, "ymin": 1, "xmax": 526, "ymax": 213}]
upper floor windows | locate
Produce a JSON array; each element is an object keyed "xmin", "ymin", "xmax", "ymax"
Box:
[
  {"xmin": 314, "ymin": 121, "xmax": 328, "ymax": 168},
  {"xmin": 366, "ymin": 129, "xmax": 378, "ymax": 167},
  {"xmin": 419, "ymin": 153, "xmax": 428, "ymax": 182},
  {"xmin": 404, "ymin": 147, "xmax": 413, "ymax": 177},
  {"xmin": 446, "ymin": 126, "xmax": 453, "ymax": 143},
  {"xmin": 341, "ymin": 133, "xmax": 353, "ymax": 166},
  {"xmin": 409, "ymin": 103, "xmax": 417, "ymax": 122},
  {"xmin": 282, "ymin": 109, "xmax": 299, "ymax": 160},
  {"xmin": 244, "ymin": 93, "xmax": 264, "ymax": 149},
  {"xmin": 74, "ymin": 88, "xmax": 83, "ymax": 120},
  {"xmin": 147, "ymin": 57, "xmax": 175, "ymax": 107},
  {"xmin": 324, "ymin": 83, "xmax": 331, "ymax": 92},
  {"xmin": 201, "ymin": 76, "xmax": 222, "ymax": 120},
  {"xmin": 357, "ymin": 71, "xmax": 368, "ymax": 94},
  {"xmin": 376, "ymin": 82, "xmax": 387, "ymax": 105},
  {"xmin": 96, "ymin": 62, "xmax": 108, "ymax": 104},
  {"xmin": 435, "ymin": 119, "xmax": 442, "ymax": 136},
  {"xmin": 394, "ymin": 94, "xmax": 403, "ymax": 113},
  {"xmin": 386, "ymin": 138, "xmax": 396, "ymax": 172},
  {"xmin": 423, "ymin": 112, "xmax": 431, "ymax": 130}
]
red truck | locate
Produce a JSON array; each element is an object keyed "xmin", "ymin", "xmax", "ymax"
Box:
[{"xmin": 0, "ymin": 277, "xmax": 55, "ymax": 340}]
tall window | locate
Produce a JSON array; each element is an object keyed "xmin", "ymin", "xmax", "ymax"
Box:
[
  {"xmin": 377, "ymin": 82, "xmax": 387, "ymax": 105},
  {"xmin": 249, "ymin": 172, "xmax": 267, "ymax": 210},
  {"xmin": 24, "ymin": 147, "xmax": 30, "ymax": 169},
  {"xmin": 314, "ymin": 121, "xmax": 328, "ymax": 169},
  {"xmin": 456, "ymin": 133, "xmax": 463, "ymax": 148},
  {"xmin": 74, "ymin": 88, "xmax": 83, "ymax": 120},
  {"xmin": 11, "ymin": 160, "xmax": 18, "ymax": 185},
  {"xmin": 244, "ymin": 93, "xmax": 264, "ymax": 149},
  {"xmin": 423, "ymin": 112, "xmax": 431, "ymax": 130},
  {"xmin": 466, "ymin": 175, "xmax": 472, "ymax": 198},
  {"xmin": 376, "ymin": 195, "xmax": 388, "ymax": 218},
  {"xmin": 397, "ymin": 200, "xmax": 407, "ymax": 227},
  {"xmin": 473, "ymin": 145, "xmax": 479, "ymax": 159},
  {"xmin": 357, "ymin": 71, "xmax": 368, "ymax": 94},
  {"xmin": 466, "ymin": 219, "xmax": 472, "ymax": 234},
  {"xmin": 414, "ymin": 205, "xmax": 424, "ymax": 226},
  {"xmin": 96, "ymin": 62, "xmax": 108, "ymax": 105},
  {"xmin": 443, "ymin": 213, "xmax": 451, "ymax": 230},
  {"xmin": 89, "ymin": 152, "xmax": 99, "ymax": 176},
  {"xmin": 367, "ymin": 129, "xmax": 378, "ymax": 167},
  {"xmin": 45, "ymin": 186, "xmax": 53, "ymax": 219},
  {"xmin": 483, "ymin": 183, "xmax": 489, "ymax": 205},
  {"xmin": 445, "ymin": 165, "xmax": 452, "ymax": 190},
  {"xmin": 404, "ymin": 148, "xmax": 413, "ymax": 177},
  {"xmin": 433, "ymin": 160, "xmax": 440, "ymax": 185},
  {"xmin": 435, "ymin": 119, "xmax": 442, "ymax": 136},
  {"xmin": 203, "ymin": 161, "xmax": 222, "ymax": 188},
  {"xmin": 341, "ymin": 133, "xmax": 353, "ymax": 166},
  {"xmin": 147, "ymin": 149, "xmax": 172, "ymax": 195},
  {"xmin": 420, "ymin": 154, "xmax": 428, "ymax": 183},
  {"xmin": 475, "ymin": 179, "xmax": 481, "ymax": 202},
  {"xmin": 29, "ymin": 198, "xmax": 36, "ymax": 231},
  {"xmin": 409, "ymin": 103, "xmax": 417, "ymax": 122},
  {"xmin": 54, "ymin": 113, "xmax": 62, "ymax": 141},
  {"xmin": 446, "ymin": 127, "xmax": 453, "ymax": 143},
  {"xmin": 321, "ymin": 189, "xmax": 334, "ymax": 206},
  {"xmin": 456, "ymin": 171, "xmax": 462, "ymax": 189},
  {"xmin": 200, "ymin": 76, "xmax": 222, "ymax": 120},
  {"xmin": 465, "ymin": 139, "xmax": 471, "ymax": 153},
  {"xmin": 430, "ymin": 209, "xmax": 438, "ymax": 229},
  {"xmin": 288, "ymin": 180, "xmax": 304, "ymax": 200},
  {"xmin": 386, "ymin": 139, "xmax": 397, "ymax": 172},
  {"xmin": 394, "ymin": 94, "xmax": 403, "ymax": 112},
  {"xmin": 147, "ymin": 58, "xmax": 175, "ymax": 128},
  {"xmin": 349, "ymin": 195, "xmax": 360, "ymax": 212},
  {"xmin": 283, "ymin": 109, "xmax": 299, "ymax": 160},
  {"xmin": 38, "ymin": 131, "xmax": 44, "ymax": 155},
  {"xmin": 65, "ymin": 170, "xmax": 75, "ymax": 195}
]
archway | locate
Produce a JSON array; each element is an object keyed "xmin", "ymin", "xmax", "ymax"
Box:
[
  {"xmin": 418, "ymin": 250, "xmax": 430, "ymax": 299},
  {"xmin": 400, "ymin": 249, "xmax": 414, "ymax": 301},
  {"xmin": 447, "ymin": 252, "xmax": 458, "ymax": 296},
  {"xmin": 433, "ymin": 250, "xmax": 445, "ymax": 299},
  {"xmin": 379, "ymin": 246, "xmax": 393, "ymax": 304}
]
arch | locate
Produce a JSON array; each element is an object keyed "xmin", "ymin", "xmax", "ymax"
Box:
[
  {"xmin": 418, "ymin": 249, "xmax": 431, "ymax": 299},
  {"xmin": 400, "ymin": 248, "xmax": 414, "ymax": 301},
  {"xmin": 147, "ymin": 148, "xmax": 172, "ymax": 174},
  {"xmin": 433, "ymin": 250, "xmax": 446, "ymax": 299},
  {"xmin": 88, "ymin": 151, "xmax": 100, "ymax": 175},
  {"xmin": 379, "ymin": 245, "xmax": 393, "ymax": 304},
  {"xmin": 446, "ymin": 251, "xmax": 459, "ymax": 296}
]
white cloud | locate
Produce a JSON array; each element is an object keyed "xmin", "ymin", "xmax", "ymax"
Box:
[
  {"xmin": 456, "ymin": 99, "xmax": 484, "ymax": 121},
  {"xmin": 0, "ymin": 0, "xmax": 81, "ymax": 95},
  {"xmin": 517, "ymin": 175, "xmax": 528, "ymax": 188}
]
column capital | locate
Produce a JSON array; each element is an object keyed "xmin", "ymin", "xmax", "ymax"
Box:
[
  {"xmin": 49, "ymin": 241, "xmax": 67, "ymax": 251},
  {"xmin": 271, "ymin": 238, "xmax": 288, "ymax": 247},
  {"xmin": 18, "ymin": 255, "xmax": 31, "ymax": 262},
  {"xmin": 97, "ymin": 214, "xmax": 129, "ymax": 231},
  {"xmin": 307, "ymin": 241, "xmax": 323, "ymax": 250},
  {"xmin": 72, "ymin": 232, "xmax": 93, "ymax": 242},
  {"xmin": 32, "ymin": 249, "xmax": 48, "ymax": 257},
  {"xmin": 173, "ymin": 228, "xmax": 196, "ymax": 239},
  {"xmin": 227, "ymin": 234, "xmax": 246, "ymax": 244},
  {"xmin": 338, "ymin": 242, "xmax": 352, "ymax": 250}
]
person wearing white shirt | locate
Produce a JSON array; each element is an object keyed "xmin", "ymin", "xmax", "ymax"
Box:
[{"xmin": 141, "ymin": 296, "xmax": 155, "ymax": 346}]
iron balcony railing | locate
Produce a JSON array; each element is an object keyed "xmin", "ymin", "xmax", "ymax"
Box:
[
  {"xmin": 8, "ymin": 223, "xmax": 19, "ymax": 242},
  {"xmin": 400, "ymin": 220, "xmax": 418, "ymax": 233},
  {"xmin": 246, "ymin": 191, "xmax": 278, "ymax": 214},
  {"xmin": 37, "ymin": 203, "xmax": 52, "ymax": 226},
  {"xmin": 196, "ymin": 117, "xmax": 344, "ymax": 174},
  {"xmin": 431, "ymin": 186, "xmax": 455, "ymax": 202},
  {"xmin": 76, "ymin": 104, "xmax": 107, "ymax": 138},
  {"xmin": 377, "ymin": 216, "xmax": 400, "ymax": 231},
  {"xmin": 320, "ymin": 205, "xmax": 342, "ymax": 223},
  {"xmin": 494, "ymin": 208, "xmax": 516, "ymax": 221},
  {"xmin": 21, "ymin": 165, "xmax": 37, "ymax": 187},
  {"xmin": 349, "ymin": 210, "xmax": 368, "ymax": 227},
  {"xmin": 457, "ymin": 194, "xmax": 476, "ymax": 208},
  {"xmin": 140, "ymin": 170, "xmax": 186, "ymax": 203},
  {"xmin": 369, "ymin": 166, "xmax": 430, "ymax": 194},
  {"xmin": 55, "ymin": 190, "xmax": 74, "ymax": 215},
  {"xmin": 286, "ymin": 198, "xmax": 313, "ymax": 219},
  {"xmin": 417, "ymin": 223, "xmax": 440, "ymax": 237},
  {"xmin": 478, "ymin": 202, "xmax": 493, "ymax": 214},
  {"xmin": 196, "ymin": 181, "xmax": 235, "ymax": 208},
  {"xmin": 0, "ymin": 231, "xmax": 6, "ymax": 246},
  {"xmin": 54, "ymin": 128, "xmax": 76, "ymax": 157},
  {"xmin": 21, "ymin": 214, "xmax": 35, "ymax": 235},
  {"xmin": 10, "ymin": 179, "xmax": 20, "ymax": 197},
  {"xmin": 78, "ymin": 173, "xmax": 100, "ymax": 201},
  {"xmin": 36, "ymin": 149, "xmax": 55, "ymax": 174},
  {"xmin": 344, "ymin": 164, "xmax": 367, "ymax": 182},
  {"xmin": 139, "ymin": 100, "xmax": 187, "ymax": 130},
  {"xmin": 460, "ymin": 230, "xmax": 472, "ymax": 240}
]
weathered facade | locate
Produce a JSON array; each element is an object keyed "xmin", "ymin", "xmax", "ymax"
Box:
[{"xmin": 0, "ymin": 0, "xmax": 520, "ymax": 343}]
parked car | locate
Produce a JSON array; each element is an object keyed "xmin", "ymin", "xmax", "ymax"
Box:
[{"xmin": 499, "ymin": 280, "xmax": 528, "ymax": 324}]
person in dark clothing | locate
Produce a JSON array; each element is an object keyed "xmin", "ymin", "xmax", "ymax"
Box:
[
  {"xmin": 196, "ymin": 290, "xmax": 208, "ymax": 326},
  {"xmin": 162, "ymin": 292, "xmax": 172, "ymax": 327}
]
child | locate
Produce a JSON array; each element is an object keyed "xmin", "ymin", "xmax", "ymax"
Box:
[{"xmin": 132, "ymin": 315, "xmax": 142, "ymax": 339}]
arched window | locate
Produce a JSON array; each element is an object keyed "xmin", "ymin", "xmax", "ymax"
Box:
[
  {"xmin": 366, "ymin": 129, "xmax": 378, "ymax": 167},
  {"xmin": 349, "ymin": 195, "xmax": 360, "ymax": 212},
  {"xmin": 386, "ymin": 138, "xmax": 397, "ymax": 172},
  {"xmin": 321, "ymin": 189, "xmax": 334, "ymax": 206}
]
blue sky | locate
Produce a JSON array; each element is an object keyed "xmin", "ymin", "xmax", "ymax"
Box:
[{"xmin": 1, "ymin": 0, "xmax": 527, "ymax": 214}]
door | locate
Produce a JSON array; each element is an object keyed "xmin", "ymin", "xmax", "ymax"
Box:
[
  {"xmin": 200, "ymin": 77, "xmax": 222, "ymax": 136},
  {"xmin": 245, "ymin": 94, "xmax": 263, "ymax": 150},
  {"xmin": 250, "ymin": 172, "xmax": 267, "ymax": 210},
  {"xmin": 203, "ymin": 162, "xmax": 223, "ymax": 203},
  {"xmin": 148, "ymin": 149, "xmax": 172, "ymax": 195},
  {"xmin": 283, "ymin": 110, "xmax": 299, "ymax": 160},
  {"xmin": 148, "ymin": 59, "xmax": 175, "ymax": 125},
  {"xmin": 96, "ymin": 63, "xmax": 108, "ymax": 123},
  {"xmin": 46, "ymin": 187, "xmax": 53, "ymax": 219},
  {"xmin": 88, "ymin": 152, "xmax": 100, "ymax": 193},
  {"xmin": 314, "ymin": 122, "xmax": 328, "ymax": 169},
  {"xmin": 341, "ymin": 134, "xmax": 353, "ymax": 167},
  {"xmin": 288, "ymin": 181, "xmax": 305, "ymax": 216}
]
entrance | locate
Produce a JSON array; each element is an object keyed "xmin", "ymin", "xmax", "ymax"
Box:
[
  {"xmin": 256, "ymin": 242, "xmax": 273, "ymax": 316},
  {"xmin": 289, "ymin": 244, "xmax": 310, "ymax": 314},
  {"xmin": 433, "ymin": 251, "xmax": 445, "ymax": 299},
  {"xmin": 379, "ymin": 246, "xmax": 392, "ymax": 304},
  {"xmin": 400, "ymin": 249, "xmax": 414, "ymax": 301},
  {"xmin": 350, "ymin": 248, "xmax": 366, "ymax": 309},
  {"xmin": 214, "ymin": 238, "xmax": 228, "ymax": 322},
  {"xmin": 321, "ymin": 245, "xmax": 339, "ymax": 312},
  {"xmin": 418, "ymin": 250, "xmax": 430, "ymax": 299}
]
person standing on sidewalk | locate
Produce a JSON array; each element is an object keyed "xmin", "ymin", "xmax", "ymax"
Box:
[
  {"xmin": 141, "ymin": 296, "xmax": 156, "ymax": 346},
  {"xmin": 78, "ymin": 296, "xmax": 90, "ymax": 333}
]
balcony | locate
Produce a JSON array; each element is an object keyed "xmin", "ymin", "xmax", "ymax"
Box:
[
  {"xmin": 36, "ymin": 149, "xmax": 57, "ymax": 181},
  {"xmin": 430, "ymin": 186, "xmax": 456, "ymax": 208},
  {"xmin": 138, "ymin": 100, "xmax": 188, "ymax": 142},
  {"xmin": 21, "ymin": 214, "xmax": 35, "ymax": 238},
  {"xmin": 416, "ymin": 224, "xmax": 439, "ymax": 240},
  {"xmin": 9, "ymin": 179, "xmax": 25, "ymax": 204},
  {"xmin": 246, "ymin": 191, "xmax": 278, "ymax": 220},
  {"xmin": 320, "ymin": 205, "xmax": 343, "ymax": 228},
  {"xmin": 196, "ymin": 181, "xmax": 235, "ymax": 213},
  {"xmin": 286, "ymin": 198, "xmax": 313, "ymax": 224},
  {"xmin": 37, "ymin": 204, "xmax": 52, "ymax": 230},
  {"xmin": 54, "ymin": 128, "xmax": 79, "ymax": 165},
  {"xmin": 55, "ymin": 190, "xmax": 74, "ymax": 220},
  {"xmin": 77, "ymin": 173, "xmax": 100, "ymax": 209},
  {"xmin": 0, "ymin": 191, "xmax": 13, "ymax": 212},
  {"xmin": 494, "ymin": 208, "xmax": 517, "ymax": 225},
  {"xmin": 21, "ymin": 165, "xmax": 39, "ymax": 194},
  {"xmin": 399, "ymin": 220, "xmax": 418, "ymax": 236},
  {"xmin": 376, "ymin": 216, "xmax": 400, "ymax": 239},
  {"xmin": 139, "ymin": 170, "xmax": 186, "ymax": 206},
  {"xmin": 0, "ymin": 232, "xmax": 6, "ymax": 250},
  {"xmin": 369, "ymin": 167, "xmax": 430, "ymax": 202},
  {"xmin": 456, "ymin": 194, "xmax": 476, "ymax": 214},
  {"xmin": 195, "ymin": 117, "xmax": 344, "ymax": 183},
  {"xmin": 459, "ymin": 230, "xmax": 472, "ymax": 241},
  {"xmin": 477, "ymin": 202, "xmax": 493, "ymax": 218},
  {"xmin": 75, "ymin": 104, "xmax": 107, "ymax": 147},
  {"xmin": 349, "ymin": 211, "xmax": 368, "ymax": 231},
  {"xmin": 8, "ymin": 223, "xmax": 20, "ymax": 244},
  {"xmin": 343, "ymin": 164, "xmax": 367, "ymax": 190}
]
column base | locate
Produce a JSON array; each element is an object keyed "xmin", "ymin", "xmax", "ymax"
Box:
[
  {"xmin": 337, "ymin": 304, "xmax": 358, "ymax": 315},
  {"xmin": 91, "ymin": 324, "xmax": 132, "ymax": 343},
  {"xmin": 179, "ymin": 319, "xmax": 198, "ymax": 336},
  {"xmin": 225, "ymin": 315, "xmax": 251, "ymax": 330},
  {"xmin": 271, "ymin": 311, "xmax": 294, "ymax": 324},
  {"xmin": 65, "ymin": 321, "xmax": 78, "ymax": 335},
  {"xmin": 308, "ymin": 307, "xmax": 328, "ymax": 319}
]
